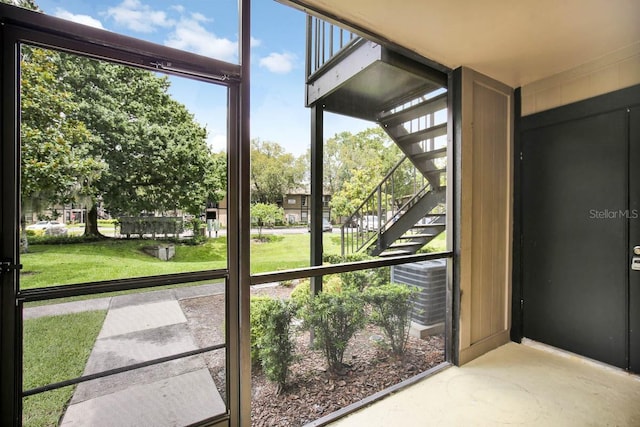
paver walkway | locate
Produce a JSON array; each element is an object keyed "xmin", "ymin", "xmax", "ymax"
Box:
[{"xmin": 24, "ymin": 283, "xmax": 227, "ymax": 427}]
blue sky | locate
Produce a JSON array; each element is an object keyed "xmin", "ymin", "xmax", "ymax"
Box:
[{"xmin": 34, "ymin": 0, "xmax": 371, "ymax": 155}]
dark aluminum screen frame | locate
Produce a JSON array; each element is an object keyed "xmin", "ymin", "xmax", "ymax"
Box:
[{"xmin": 0, "ymin": 2, "xmax": 252, "ymax": 425}]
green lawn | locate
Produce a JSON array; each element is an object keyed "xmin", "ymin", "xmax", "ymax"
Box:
[
  {"xmin": 22, "ymin": 310, "xmax": 106, "ymax": 427},
  {"xmin": 21, "ymin": 233, "xmax": 343, "ymax": 289}
]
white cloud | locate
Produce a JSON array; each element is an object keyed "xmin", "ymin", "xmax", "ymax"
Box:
[
  {"xmin": 208, "ymin": 133, "xmax": 227, "ymax": 153},
  {"xmin": 105, "ymin": 0, "xmax": 174, "ymax": 33},
  {"xmin": 250, "ymin": 37, "xmax": 262, "ymax": 47},
  {"xmin": 55, "ymin": 9, "xmax": 104, "ymax": 29},
  {"xmin": 165, "ymin": 17, "xmax": 237, "ymax": 61},
  {"xmin": 259, "ymin": 52, "xmax": 296, "ymax": 74},
  {"xmin": 190, "ymin": 12, "xmax": 209, "ymax": 23}
]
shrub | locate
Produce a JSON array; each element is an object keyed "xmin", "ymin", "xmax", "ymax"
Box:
[
  {"xmin": 364, "ymin": 283, "xmax": 418, "ymax": 355},
  {"xmin": 26, "ymin": 234, "xmax": 102, "ymax": 245},
  {"xmin": 290, "ymin": 276, "xmax": 343, "ymax": 315},
  {"xmin": 249, "ymin": 234, "xmax": 283, "ymax": 243},
  {"xmin": 369, "ymin": 266, "xmax": 391, "ymax": 287},
  {"xmin": 322, "ymin": 253, "xmax": 390, "ymax": 291},
  {"xmin": 250, "ymin": 296, "xmax": 273, "ymax": 365},
  {"xmin": 322, "ymin": 253, "xmax": 370, "ymax": 264},
  {"xmin": 339, "ymin": 270, "xmax": 370, "ymax": 291},
  {"xmin": 301, "ymin": 288, "xmax": 365, "ymax": 373},
  {"xmin": 256, "ymin": 299, "xmax": 295, "ymax": 392}
]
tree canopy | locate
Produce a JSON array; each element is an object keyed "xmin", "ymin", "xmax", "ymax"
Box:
[
  {"xmin": 250, "ymin": 139, "xmax": 304, "ymax": 204},
  {"xmin": 325, "ymin": 128, "xmax": 402, "ymax": 218},
  {"xmin": 20, "ymin": 43, "xmax": 227, "ymax": 235},
  {"xmin": 251, "ymin": 203, "xmax": 284, "ymax": 240},
  {"xmin": 20, "ymin": 46, "xmax": 105, "ymax": 213}
]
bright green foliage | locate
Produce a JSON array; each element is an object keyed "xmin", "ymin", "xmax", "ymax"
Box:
[
  {"xmin": 322, "ymin": 253, "xmax": 370, "ymax": 264},
  {"xmin": 20, "ymin": 44, "xmax": 226, "ymax": 236},
  {"xmin": 57, "ymin": 53, "xmax": 225, "ymax": 218},
  {"xmin": 254, "ymin": 298, "xmax": 295, "ymax": 392},
  {"xmin": 250, "ymin": 296, "xmax": 274, "ymax": 365},
  {"xmin": 20, "ymin": 47, "xmax": 105, "ymax": 211},
  {"xmin": 339, "ymin": 270, "xmax": 370, "ymax": 291},
  {"xmin": 250, "ymin": 203, "xmax": 284, "ymax": 239},
  {"xmin": 368, "ymin": 266, "xmax": 391, "ymax": 287},
  {"xmin": 364, "ymin": 283, "xmax": 418, "ymax": 355},
  {"xmin": 289, "ymin": 275, "xmax": 342, "ymax": 315},
  {"xmin": 301, "ymin": 288, "xmax": 365, "ymax": 373},
  {"xmin": 289, "ymin": 279, "xmax": 311, "ymax": 313},
  {"xmin": 325, "ymin": 128, "xmax": 402, "ymax": 218},
  {"xmin": 251, "ymin": 139, "xmax": 305, "ymax": 204}
]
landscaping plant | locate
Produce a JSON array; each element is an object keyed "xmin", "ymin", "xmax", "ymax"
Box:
[
  {"xmin": 302, "ymin": 287, "xmax": 365, "ymax": 373},
  {"xmin": 249, "ymin": 296, "xmax": 273, "ymax": 365},
  {"xmin": 364, "ymin": 283, "xmax": 418, "ymax": 355},
  {"xmin": 255, "ymin": 298, "xmax": 295, "ymax": 392}
]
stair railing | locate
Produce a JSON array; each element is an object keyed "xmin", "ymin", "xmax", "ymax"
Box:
[
  {"xmin": 306, "ymin": 16, "xmax": 361, "ymax": 79},
  {"xmin": 340, "ymin": 155, "xmax": 431, "ymax": 256}
]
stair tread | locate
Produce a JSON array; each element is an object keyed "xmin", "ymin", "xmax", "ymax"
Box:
[
  {"xmin": 399, "ymin": 233, "xmax": 437, "ymax": 239},
  {"xmin": 379, "ymin": 249, "xmax": 413, "ymax": 257},
  {"xmin": 389, "ymin": 241, "xmax": 425, "ymax": 248},
  {"xmin": 412, "ymin": 224, "xmax": 446, "ymax": 230},
  {"xmin": 393, "ymin": 123, "xmax": 447, "ymax": 146},
  {"xmin": 413, "ymin": 147, "xmax": 447, "ymax": 161},
  {"xmin": 379, "ymin": 92, "xmax": 448, "ymax": 127}
]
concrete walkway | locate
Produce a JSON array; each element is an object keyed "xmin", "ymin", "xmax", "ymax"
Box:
[{"xmin": 25, "ymin": 283, "xmax": 227, "ymax": 427}]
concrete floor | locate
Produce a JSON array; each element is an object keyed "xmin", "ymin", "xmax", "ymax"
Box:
[{"xmin": 329, "ymin": 341, "xmax": 640, "ymax": 427}]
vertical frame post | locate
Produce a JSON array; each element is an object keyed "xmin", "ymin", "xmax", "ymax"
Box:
[
  {"xmin": 227, "ymin": 0, "xmax": 251, "ymax": 425},
  {"xmin": 310, "ymin": 104, "xmax": 323, "ymax": 294},
  {"xmin": 0, "ymin": 25, "xmax": 20, "ymax": 426}
]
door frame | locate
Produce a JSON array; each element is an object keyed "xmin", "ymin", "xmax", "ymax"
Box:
[{"xmin": 511, "ymin": 83, "xmax": 640, "ymax": 368}]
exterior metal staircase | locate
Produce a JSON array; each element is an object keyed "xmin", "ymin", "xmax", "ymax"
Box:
[{"xmin": 306, "ymin": 18, "xmax": 448, "ymax": 257}]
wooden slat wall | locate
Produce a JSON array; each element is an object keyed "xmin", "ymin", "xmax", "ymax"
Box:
[{"xmin": 459, "ymin": 67, "xmax": 514, "ymax": 365}]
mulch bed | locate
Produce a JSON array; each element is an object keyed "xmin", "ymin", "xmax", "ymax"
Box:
[
  {"xmin": 180, "ymin": 284, "xmax": 445, "ymax": 427},
  {"xmin": 251, "ymin": 329, "xmax": 444, "ymax": 426}
]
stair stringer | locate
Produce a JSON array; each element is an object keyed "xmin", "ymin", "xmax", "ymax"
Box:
[{"xmin": 368, "ymin": 186, "xmax": 446, "ymax": 256}]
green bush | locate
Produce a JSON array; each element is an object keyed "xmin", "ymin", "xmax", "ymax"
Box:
[
  {"xmin": 250, "ymin": 296, "xmax": 273, "ymax": 365},
  {"xmin": 26, "ymin": 234, "xmax": 102, "ymax": 245},
  {"xmin": 364, "ymin": 283, "xmax": 418, "ymax": 355},
  {"xmin": 290, "ymin": 276, "xmax": 343, "ymax": 315},
  {"xmin": 249, "ymin": 234, "xmax": 283, "ymax": 243},
  {"xmin": 255, "ymin": 299, "xmax": 295, "ymax": 392},
  {"xmin": 322, "ymin": 254, "xmax": 390, "ymax": 290},
  {"xmin": 368, "ymin": 266, "xmax": 391, "ymax": 287},
  {"xmin": 339, "ymin": 270, "xmax": 370, "ymax": 291},
  {"xmin": 322, "ymin": 253, "xmax": 370, "ymax": 264},
  {"xmin": 301, "ymin": 288, "xmax": 365, "ymax": 373}
]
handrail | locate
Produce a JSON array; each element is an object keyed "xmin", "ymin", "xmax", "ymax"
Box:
[
  {"xmin": 340, "ymin": 154, "xmax": 437, "ymax": 256},
  {"xmin": 306, "ymin": 15, "xmax": 361, "ymax": 79},
  {"xmin": 341, "ymin": 155, "xmax": 410, "ymax": 230}
]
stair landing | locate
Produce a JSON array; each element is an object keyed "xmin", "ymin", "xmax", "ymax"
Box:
[{"xmin": 306, "ymin": 40, "xmax": 446, "ymax": 121}]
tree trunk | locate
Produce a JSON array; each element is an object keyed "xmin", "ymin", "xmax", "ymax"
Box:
[
  {"xmin": 20, "ymin": 214, "xmax": 29, "ymax": 253},
  {"xmin": 84, "ymin": 204, "xmax": 102, "ymax": 237}
]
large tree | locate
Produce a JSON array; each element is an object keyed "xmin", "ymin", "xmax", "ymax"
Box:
[
  {"xmin": 250, "ymin": 139, "xmax": 304, "ymax": 204},
  {"xmin": 56, "ymin": 53, "xmax": 225, "ymax": 235},
  {"xmin": 20, "ymin": 46, "xmax": 105, "ymax": 225},
  {"xmin": 322, "ymin": 127, "xmax": 399, "ymax": 195},
  {"xmin": 326, "ymin": 127, "xmax": 402, "ymax": 218}
]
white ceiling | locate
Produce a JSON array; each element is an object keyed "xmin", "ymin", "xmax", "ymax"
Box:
[{"xmin": 290, "ymin": 0, "xmax": 640, "ymax": 88}]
